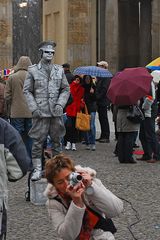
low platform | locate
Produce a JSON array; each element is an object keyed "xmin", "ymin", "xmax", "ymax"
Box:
[{"xmin": 30, "ymin": 178, "xmax": 48, "ymax": 206}]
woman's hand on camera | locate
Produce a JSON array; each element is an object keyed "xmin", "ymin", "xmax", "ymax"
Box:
[
  {"xmin": 66, "ymin": 182, "xmax": 85, "ymax": 208},
  {"xmin": 80, "ymin": 172, "xmax": 92, "ymax": 188}
]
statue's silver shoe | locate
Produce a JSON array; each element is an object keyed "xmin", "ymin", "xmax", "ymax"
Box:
[{"xmin": 31, "ymin": 169, "xmax": 42, "ymax": 181}]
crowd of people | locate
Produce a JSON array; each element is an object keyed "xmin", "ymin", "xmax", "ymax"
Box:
[{"xmin": 1, "ymin": 39, "xmax": 160, "ymax": 239}]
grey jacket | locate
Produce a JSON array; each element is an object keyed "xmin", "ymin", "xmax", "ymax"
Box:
[
  {"xmin": 117, "ymin": 109, "xmax": 140, "ymax": 132},
  {"xmin": 0, "ymin": 118, "xmax": 29, "ymax": 233},
  {"xmin": 44, "ymin": 166, "xmax": 123, "ymax": 240},
  {"xmin": 23, "ymin": 62, "xmax": 70, "ymax": 117}
]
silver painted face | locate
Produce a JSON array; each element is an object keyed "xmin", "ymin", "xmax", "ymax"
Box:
[{"xmin": 42, "ymin": 50, "xmax": 54, "ymax": 61}]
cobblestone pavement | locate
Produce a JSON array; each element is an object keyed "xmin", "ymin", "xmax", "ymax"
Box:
[{"xmin": 7, "ymin": 120, "xmax": 160, "ymax": 240}]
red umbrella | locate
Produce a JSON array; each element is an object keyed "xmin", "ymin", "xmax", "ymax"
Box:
[{"xmin": 107, "ymin": 67, "xmax": 153, "ymax": 105}]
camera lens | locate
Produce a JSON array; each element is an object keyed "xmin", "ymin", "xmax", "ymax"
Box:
[{"xmin": 76, "ymin": 175, "xmax": 83, "ymax": 181}]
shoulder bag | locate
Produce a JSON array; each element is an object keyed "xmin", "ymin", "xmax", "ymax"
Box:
[
  {"xmin": 127, "ymin": 105, "xmax": 144, "ymax": 124},
  {"xmin": 76, "ymin": 104, "xmax": 91, "ymax": 131}
]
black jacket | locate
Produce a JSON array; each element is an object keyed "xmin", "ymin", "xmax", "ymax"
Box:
[
  {"xmin": 64, "ymin": 70, "xmax": 75, "ymax": 84},
  {"xmin": 95, "ymin": 77, "xmax": 111, "ymax": 106},
  {"xmin": 83, "ymin": 83, "xmax": 97, "ymax": 114}
]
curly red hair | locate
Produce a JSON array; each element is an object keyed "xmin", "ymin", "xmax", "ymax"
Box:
[{"xmin": 45, "ymin": 154, "xmax": 75, "ymax": 185}]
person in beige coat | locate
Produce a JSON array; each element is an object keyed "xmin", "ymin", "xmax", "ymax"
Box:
[
  {"xmin": 5, "ymin": 56, "xmax": 32, "ymax": 168},
  {"xmin": 116, "ymin": 105, "xmax": 140, "ymax": 163},
  {"xmin": 0, "ymin": 77, "xmax": 7, "ymax": 120},
  {"xmin": 44, "ymin": 154, "xmax": 123, "ymax": 240}
]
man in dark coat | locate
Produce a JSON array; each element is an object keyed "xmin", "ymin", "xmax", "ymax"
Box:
[
  {"xmin": 96, "ymin": 61, "xmax": 111, "ymax": 143},
  {"xmin": 62, "ymin": 63, "xmax": 74, "ymax": 84}
]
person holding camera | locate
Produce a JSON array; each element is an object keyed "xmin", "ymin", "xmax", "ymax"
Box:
[{"xmin": 44, "ymin": 154, "xmax": 123, "ymax": 240}]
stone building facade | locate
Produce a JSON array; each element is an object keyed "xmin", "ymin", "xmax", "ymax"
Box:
[
  {"xmin": 43, "ymin": 0, "xmax": 160, "ymax": 73},
  {"xmin": 12, "ymin": 0, "xmax": 42, "ymax": 65},
  {"xmin": 0, "ymin": 0, "xmax": 42, "ymax": 70},
  {"xmin": 43, "ymin": 0, "xmax": 96, "ymax": 69},
  {"xmin": 0, "ymin": 0, "xmax": 160, "ymax": 72},
  {"xmin": 0, "ymin": 0, "xmax": 12, "ymax": 70}
]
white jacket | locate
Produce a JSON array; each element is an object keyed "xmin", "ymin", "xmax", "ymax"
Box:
[
  {"xmin": 142, "ymin": 81, "xmax": 155, "ymax": 118},
  {"xmin": 44, "ymin": 166, "xmax": 123, "ymax": 240}
]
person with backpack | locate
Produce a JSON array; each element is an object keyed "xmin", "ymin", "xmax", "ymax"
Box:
[{"xmin": 44, "ymin": 154, "xmax": 123, "ymax": 240}]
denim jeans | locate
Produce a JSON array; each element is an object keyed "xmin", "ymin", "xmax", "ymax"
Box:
[
  {"xmin": 86, "ymin": 112, "xmax": 96, "ymax": 145},
  {"xmin": 10, "ymin": 118, "xmax": 32, "ymax": 167}
]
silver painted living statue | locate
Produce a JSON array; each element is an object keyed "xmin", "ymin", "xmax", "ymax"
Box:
[{"xmin": 23, "ymin": 41, "xmax": 70, "ymax": 181}]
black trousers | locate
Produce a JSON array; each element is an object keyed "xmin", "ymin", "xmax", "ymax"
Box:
[
  {"xmin": 0, "ymin": 204, "xmax": 7, "ymax": 240},
  {"xmin": 117, "ymin": 132, "xmax": 135, "ymax": 163},
  {"xmin": 139, "ymin": 117, "xmax": 160, "ymax": 160},
  {"xmin": 65, "ymin": 116, "xmax": 78, "ymax": 143},
  {"xmin": 97, "ymin": 105, "xmax": 110, "ymax": 139}
]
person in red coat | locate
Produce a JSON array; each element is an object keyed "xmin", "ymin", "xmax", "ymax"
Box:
[{"xmin": 65, "ymin": 75, "xmax": 85, "ymax": 151}]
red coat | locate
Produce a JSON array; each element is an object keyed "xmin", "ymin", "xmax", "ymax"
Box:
[{"xmin": 66, "ymin": 81, "xmax": 84, "ymax": 117}]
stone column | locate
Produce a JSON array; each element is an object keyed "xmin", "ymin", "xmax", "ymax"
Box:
[
  {"xmin": 97, "ymin": 0, "xmax": 106, "ymax": 61},
  {"xmin": 67, "ymin": 0, "xmax": 93, "ymax": 69},
  {"xmin": 105, "ymin": 0, "xmax": 119, "ymax": 74},
  {"xmin": 118, "ymin": 0, "xmax": 139, "ymax": 70},
  {"xmin": 151, "ymin": 0, "xmax": 160, "ymax": 59},
  {"xmin": 12, "ymin": 0, "xmax": 42, "ymax": 65},
  {"xmin": 139, "ymin": 0, "xmax": 152, "ymax": 66}
]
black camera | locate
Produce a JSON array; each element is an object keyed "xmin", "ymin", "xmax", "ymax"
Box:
[{"xmin": 69, "ymin": 172, "xmax": 83, "ymax": 186}]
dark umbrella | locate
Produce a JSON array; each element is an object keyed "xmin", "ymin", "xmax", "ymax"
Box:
[
  {"xmin": 73, "ymin": 66, "xmax": 113, "ymax": 78},
  {"xmin": 107, "ymin": 67, "xmax": 153, "ymax": 105}
]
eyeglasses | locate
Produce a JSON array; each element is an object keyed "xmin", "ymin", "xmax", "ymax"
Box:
[{"xmin": 44, "ymin": 51, "xmax": 54, "ymax": 54}]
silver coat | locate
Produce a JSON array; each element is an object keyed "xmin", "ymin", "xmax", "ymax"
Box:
[{"xmin": 23, "ymin": 62, "xmax": 70, "ymax": 117}]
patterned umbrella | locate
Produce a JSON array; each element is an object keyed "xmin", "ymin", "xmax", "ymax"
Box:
[
  {"xmin": 146, "ymin": 57, "xmax": 160, "ymax": 70},
  {"xmin": 146, "ymin": 66, "xmax": 160, "ymax": 70},
  {"xmin": 73, "ymin": 66, "xmax": 113, "ymax": 78}
]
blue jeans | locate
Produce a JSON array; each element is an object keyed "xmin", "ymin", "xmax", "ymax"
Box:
[
  {"xmin": 10, "ymin": 118, "xmax": 32, "ymax": 167},
  {"xmin": 86, "ymin": 112, "xmax": 96, "ymax": 145}
]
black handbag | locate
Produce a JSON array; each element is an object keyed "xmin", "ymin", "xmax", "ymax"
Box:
[
  {"xmin": 87, "ymin": 206, "xmax": 117, "ymax": 234},
  {"xmin": 127, "ymin": 105, "xmax": 144, "ymax": 124}
]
